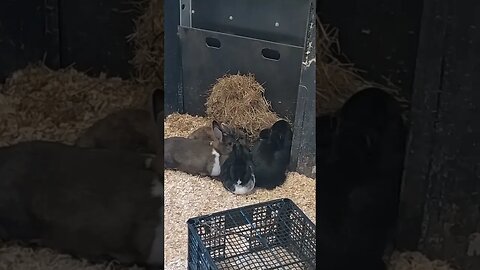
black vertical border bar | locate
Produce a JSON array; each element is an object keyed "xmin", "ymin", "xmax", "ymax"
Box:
[{"xmin": 164, "ymin": 0, "xmax": 183, "ymax": 116}]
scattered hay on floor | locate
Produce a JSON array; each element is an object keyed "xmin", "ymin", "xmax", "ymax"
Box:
[
  {"xmin": 164, "ymin": 113, "xmax": 211, "ymax": 138},
  {"xmin": 164, "ymin": 170, "xmax": 315, "ymax": 270},
  {"xmin": 163, "ymin": 113, "xmax": 316, "ymax": 270},
  {"xmin": 0, "ymin": 63, "xmax": 148, "ymax": 147},
  {"xmin": 205, "ymin": 74, "xmax": 280, "ymax": 140},
  {"xmin": 0, "ymin": 243, "xmax": 142, "ymax": 270}
]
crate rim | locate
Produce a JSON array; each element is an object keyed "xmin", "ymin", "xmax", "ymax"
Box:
[{"xmin": 186, "ymin": 197, "xmax": 315, "ymax": 227}]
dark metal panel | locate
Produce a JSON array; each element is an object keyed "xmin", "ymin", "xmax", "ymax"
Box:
[
  {"xmin": 178, "ymin": 27, "xmax": 304, "ymax": 121},
  {"xmin": 0, "ymin": 0, "xmax": 59, "ymax": 81},
  {"xmin": 290, "ymin": 1, "xmax": 316, "ymax": 178},
  {"xmin": 58, "ymin": 0, "xmax": 137, "ymax": 78},
  {"xmin": 181, "ymin": 0, "xmax": 311, "ymax": 47},
  {"xmin": 164, "ymin": 0, "xmax": 183, "ymax": 115}
]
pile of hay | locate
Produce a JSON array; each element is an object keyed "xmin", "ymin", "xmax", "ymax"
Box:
[
  {"xmin": 205, "ymin": 73, "xmax": 280, "ymax": 139},
  {"xmin": 0, "ymin": 65, "xmax": 148, "ymax": 270},
  {"xmin": 128, "ymin": 0, "xmax": 164, "ymax": 89},
  {"xmin": 163, "ymin": 113, "xmax": 316, "ymax": 270},
  {"xmin": 0, "ymin": 63, "xmax": 149, "ymax": 147}
]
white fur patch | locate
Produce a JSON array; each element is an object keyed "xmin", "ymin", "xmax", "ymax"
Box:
[
  {"xmin": 233, "ymin": 170, "xmax": 256, "ymax": 195},
  {"xmin": 151, "ymin": 177, "xmax": 163, "ymax": 198},
  {"xmin": 210, "ymin": 149, "xmax": 221, "ymax": 176}
]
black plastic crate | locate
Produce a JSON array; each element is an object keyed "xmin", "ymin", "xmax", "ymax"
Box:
[{"xmin": 187, "ymin": 198, "xmax": 316, "ymax": 270}]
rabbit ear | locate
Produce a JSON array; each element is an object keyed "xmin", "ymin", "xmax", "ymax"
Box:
[
  {"xmin": 220, "ymin": 123, "xmax": 235, "ymax": 137},
  {"xmin": 212, "ymin": 121, "xmax": 224, "ymax": 142},
  {"xmin": 220, "ymin": 122, "xmax": 229, "ymax": 131},
  {"xmin": 259, "ymin": 128, "xmax": 271, "ymax": 139}
]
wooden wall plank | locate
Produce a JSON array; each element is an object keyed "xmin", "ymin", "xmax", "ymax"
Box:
[
  {"xmin": 415, "ymin": 0, "xmax": 480, "ymax": 268},
  {"xmin": 397, "ymin": 0, "xmax": 448, "ymax": 251},
  {"xmin": 399, "ymin": 0, "xmax": 480, "ymax": 268}
]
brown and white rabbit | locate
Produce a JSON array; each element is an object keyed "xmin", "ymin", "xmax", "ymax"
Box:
[
  {"xmin": 164, "ymin": 120, "xmax": 235, "ymax": 177},
  {"xmin": 0, "ymin": 140, "xmax": 164, "ymax": 269},
  {"xmin": 188, "ymin": 125, "xmax": 217, "ymax": 141}
]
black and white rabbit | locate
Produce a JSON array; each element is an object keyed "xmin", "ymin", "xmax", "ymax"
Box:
[
  {"xmin": 251, "ymin": 119, "xmax": 293, "ymax": 189},
  {"xmin": 316, "ymin": 87, "xmax": 406, "ymax": 270},
  {"xmin": 219, "ymin": 142, "xmax": 255, "ymax": 195},
  {"xmin": 0, "ymin": 140, "xmax": 164, "ymax": 269}
]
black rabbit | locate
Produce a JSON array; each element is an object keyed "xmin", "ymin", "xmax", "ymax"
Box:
[
  {"xmin": 251, "ymin": 119, "xmax": 293, "ymax": 189},
  {"xmin": 316, "ymin": 87, "xmax": 406, "ymax": 270},
  {"xmin": 219, "ymin": 142, "xmax": 255, "ymax": 195}
]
